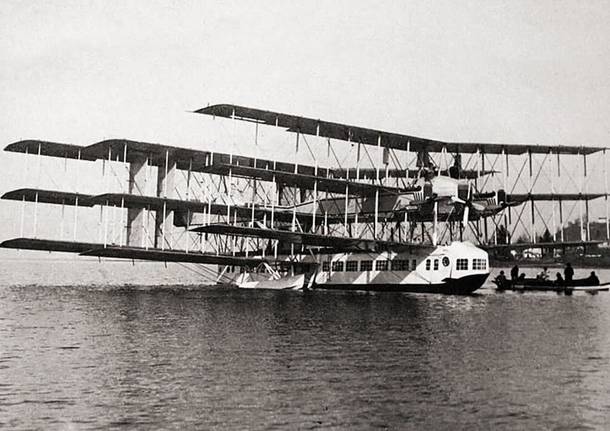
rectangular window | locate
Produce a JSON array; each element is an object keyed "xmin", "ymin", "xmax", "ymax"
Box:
[
  {"xmin": 472, "ymin": 258, "xmax": 487, "ymax": 270},
  {"xmin": 375, "ymin": 260, "xmax": 389, "ymax": 271},
  {"xmin": 456, "ymin": 258, "xmax": 468, "ymax": 270},
  {"xmin": 433, "ymin": 259, "xmax": 439, "ymax": 271},
  {"xmin": 391, "ymin": 259, "xmax": 408, "ymax": 271},
  {"xmin": 322, "ymin": 261, "xmax": 330, "ymax": 272},
  {"xmin": 346, "ymin": 261, "xmax": 358, "ymax": 272},
  {"xmin": 360, "ymin": 260, "xmax": 373, "ymax": 271},
  {"xmin": 331, "ymin": 261, "xmax": 344, "ymax": 272},
  {"xmin": 425, "ymin": 259, "xmax": 431, "ymax": 270},
  {"xmin": 412, "ymin": 259, "xmax": 417, "ymax": 270}
]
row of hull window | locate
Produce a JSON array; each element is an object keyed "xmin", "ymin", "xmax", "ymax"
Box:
[
  {"xmin": 226, "ymin": 257, "xmax": 487, "ymax": 275},
  {"xmin": 455, "ymin": 258, "xmax": 487, "ymax": 271},
  {"xmin": 323, "ymin": 259, "xmax": 418, "ymax": 272},
  {"xmin": 423, "ymin": 257, "xmax": 487, "ymax": 271}
]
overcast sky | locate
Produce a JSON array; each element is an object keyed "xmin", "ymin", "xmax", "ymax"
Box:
[{"xmin": 0, "ymin": 0, "xmax": 609, "ymax": 243}]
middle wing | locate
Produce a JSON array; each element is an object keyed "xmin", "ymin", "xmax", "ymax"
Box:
[
  {"xmin": 192, "ymin": 224, "xmax": 431, "ymax": 252},
  {"xmin": 504, "ymin": 193, "xmax": 607, "ymax": 203}
]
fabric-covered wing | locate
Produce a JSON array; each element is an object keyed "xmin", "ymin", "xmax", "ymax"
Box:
[
  {"xmin": 504, "ymin": 193, "xmax": 607, "ymax": 203},
  {"xmin": 0, "ymin": 237, "xmax": 267, "ymax": 266},
  {"xmin": 195, "ymin": 104, "xmax": 604, "ymax": 155},
  {"xmin": 0, "ymin": 238, "xmax": 102, "ymax": 253},
  {"xmin": 1, "ymin": 189, "xmax": 95, "ymax": 206},
  {"xmin": 202, "ymin": 163, "xmax": 419, "ymax": 196},
  {"xmin": 485, "ymin": 240, "xmax": 602, "ymax": 250},
  {"xmin": 192, "ymin": 224, "xmax": 431, "ymax": 252},
  {"xmin": 79, "ymin": 246, "xmax": 266, "ymax": 266}
]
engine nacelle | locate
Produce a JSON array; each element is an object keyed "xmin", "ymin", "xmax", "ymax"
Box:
[{"xmin": 497, "ymin": 189, "xmax": 507, "ymax": 204}]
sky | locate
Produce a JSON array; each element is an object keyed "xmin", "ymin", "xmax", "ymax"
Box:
[{"xmin": 0, "ymin": 0, "xmax": 609, "ymax": 245}]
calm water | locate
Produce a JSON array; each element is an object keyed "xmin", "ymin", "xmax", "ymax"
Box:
[{"xmin": 1, "ymin": 260, "xmax": 610, "ymax": 430}]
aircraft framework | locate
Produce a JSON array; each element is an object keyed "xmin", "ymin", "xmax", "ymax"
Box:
[{"xmin": 1, "ymin": 104, "xmax": 608, "ymax": 287}]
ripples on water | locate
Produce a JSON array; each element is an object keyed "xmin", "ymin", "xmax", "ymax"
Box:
[{"xmin": 0, "ymin": 261, "xmax": 609, "ymax": 429}]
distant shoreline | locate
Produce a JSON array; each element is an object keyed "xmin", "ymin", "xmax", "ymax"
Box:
[{"xmin": 491, "ymin": 259, "xmax": 610, "ymax": 269}]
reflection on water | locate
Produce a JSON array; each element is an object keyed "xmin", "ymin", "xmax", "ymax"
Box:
[{"xmin": 0, "ymin": 263, "xmax": 609, "ymax": 429}]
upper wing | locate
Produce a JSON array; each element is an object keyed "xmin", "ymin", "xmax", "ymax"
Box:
[
  {"xmin": 5, "ymin": 139, "xmax": 422, "ymax": 186},
  {"xmin": 195, "ymin": 104, "xmax": 604, "ymax": 156}
]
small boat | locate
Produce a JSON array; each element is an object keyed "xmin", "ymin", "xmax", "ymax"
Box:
[{"xmin": 493, "ymin": 277, "xmax": 609, "ymax": 294}]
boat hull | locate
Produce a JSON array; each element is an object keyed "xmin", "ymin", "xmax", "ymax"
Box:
[
  {"xmin": 494, "ymin": 278, "xmax": 606, "ymax": 292},
  {"xmin": 313, "ymin": 273, "xmax": 488, "ymax": 295}
]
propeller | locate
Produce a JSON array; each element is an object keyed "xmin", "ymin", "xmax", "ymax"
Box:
[{"xmin": 456, "ymin": 184, "xmax": 496, "ymax": 223}]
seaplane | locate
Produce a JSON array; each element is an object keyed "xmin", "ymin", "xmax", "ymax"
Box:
[{"xmin": 1, "ymin": 104, "xmax": 607, "ymax": 294}]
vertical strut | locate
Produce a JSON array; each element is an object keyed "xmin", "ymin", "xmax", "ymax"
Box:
[
  {"xmin": 20, "ymin": 195, "xmax": 25, "ymax": 237},
  {"xmin": 583, "ymin": 153, "xmax": 590, "ymax": 241},
  {"xmin": 579, "ymin": 150, "xmax": 584, "ymax": 241},
  {"xmin": 527, "ymin": 148, "xmax": 536, "ymax": 242},
  {"xmin": 33, "ymin": 143, "xmax": 41, "ymax": 238},
  {"xmin": 374, "ymin": 189, "xmax": 379, "ymax": 240},
  {"xmin": 503, "ymin": 147, "xmax": 509, "ymax": 243},
  {"xmin": 344, "ymin": 184, "xmax": 349, "ymax": 235},
  {"xmin": 103, "ymin": 199, "xmax": 109, "ymax": 247},
  {"xmin": 271, "ymin": 174, "xmax": 276, "ymax": 229},
  {"xmin": 559, "ymin": 200, "xmax": 564, "ymax": 242},
  {"xmin": 550, "ymin": 150, "xmax": 557, "ymax": 242},
  {"xmin": 161, "ymin": 201, "xmax": 167, "ymax": 250},
  {"xmin": 312, "ymin": 175, "xmax": 318, "ymax": 232},
  {"xmin": 376, "ymin": 134, "xmax": 381, "ymax": 183},
  {"xmin": 73, "ymin": 149, "xmax": 81, "ymax": 242},
  {"xmin": 605, "ymin": 149, "xmax": 609, "ymax": 241},
  {"xmin": 227, "ymin": 167, "xmax": 232, "ymax": 223},
  {"xmin": 294, "ymin": 132, "xmax": 299, "ymax": 174}
]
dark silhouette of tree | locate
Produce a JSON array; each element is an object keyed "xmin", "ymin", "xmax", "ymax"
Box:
[
  {"xmin": 496, "ymin": 224, "xmax": 510, "ymax": 244},
  {"xmin": 538, "ymin": 228, "xmax": 553, "ymax": 243}
]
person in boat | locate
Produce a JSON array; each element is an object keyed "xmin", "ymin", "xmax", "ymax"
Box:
[
  {"xmin": 518, "ymin": 273, "xmax": 526, "ymax": 281},
  {"xmin": 510, "ymin": 265, "xmax": 519, "ymax": 281},
  {"xmin": 554, "ymin": 272, "xmax": 564, "ymax": 286},
  {"xmin": 587, "ymin": 271, "xmax": 600, "ymax": 285},
  {"xmin": 494, "ymin": 270, "xmax": 508, "ymax": 287},
  {"xmin": 564, "ymin": 263, "xmax": 574, "ymax": 283},
  {"xmin": 537, "ymin": 267, "xmax": 550, "ymax": 281}
]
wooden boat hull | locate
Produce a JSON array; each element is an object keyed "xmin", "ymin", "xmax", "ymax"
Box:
[{"xmin": 493, "ymin": 279, "xmax": 609, "ymax": 293}]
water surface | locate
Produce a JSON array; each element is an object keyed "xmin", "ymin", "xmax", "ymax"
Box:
[{"xmin": 1, "ymin": 261, "xmax": 609, "ymax": 429}]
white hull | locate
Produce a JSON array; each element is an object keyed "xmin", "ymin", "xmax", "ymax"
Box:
[{"xmin": 221, "ymin": 241, "xmax": 489, "ymax": 295}]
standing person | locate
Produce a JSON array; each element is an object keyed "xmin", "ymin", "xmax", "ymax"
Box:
[
  {"xmin": 510, "ymin": 264, "xmax": 519, "ymax": 281},
  {"xmin": 564, "ymin": 262, "xmax": 574, "ymax": 283}
]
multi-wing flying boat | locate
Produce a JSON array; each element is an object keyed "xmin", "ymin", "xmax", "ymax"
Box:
[{"xmin": 1, "ymin": 104, "xmax": 606, "ymax": 293}]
